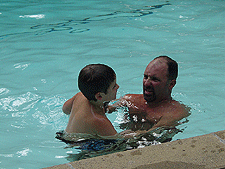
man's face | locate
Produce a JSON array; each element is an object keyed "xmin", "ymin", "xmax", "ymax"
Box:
[{"xmin": 143, "ymin": 59, "xmax": 171, "ymax": 103}]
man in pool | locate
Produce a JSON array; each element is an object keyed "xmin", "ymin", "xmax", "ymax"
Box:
[
  {"xmin": 109, "ymin": 56, "xmax": 190, "ymax": 132},
  {"xmin": 62, "ymin": 64, "xmax": 119, "ymax": 137}
]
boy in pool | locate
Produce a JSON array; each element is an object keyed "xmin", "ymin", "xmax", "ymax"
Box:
[{"xmin": 62, "ymin": 64, "xmax": 119, "ymax": 137}]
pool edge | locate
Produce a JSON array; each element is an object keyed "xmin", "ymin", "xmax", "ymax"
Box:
[{"xmin": 44, "ymin": 130, "xmax": 225, "ymax": 169}]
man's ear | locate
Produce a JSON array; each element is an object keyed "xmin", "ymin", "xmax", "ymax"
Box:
[
  {"xmin": 95, "ymin": 92, "xmax": 102, "ymax": 100},
  {"xmin": 169, "ymin": 79, "xmax": 176, "ymax": 91}
]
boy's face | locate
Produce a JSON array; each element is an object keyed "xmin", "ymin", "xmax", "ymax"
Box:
[{"xmin": 102, "ymin": 79, "xmax": 119, "ymax": 102}]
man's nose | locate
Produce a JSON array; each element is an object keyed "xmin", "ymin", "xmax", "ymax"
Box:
[{"xmin": 144, "ymin": 78, "xmax": 152, "ymax": 86}]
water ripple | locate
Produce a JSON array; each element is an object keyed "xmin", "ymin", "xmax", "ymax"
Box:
[
  {"xmin": 0, "ymin": 88, "xmax": 10, "ymax": 96},
  {"xmin": 0, "ymin": 91, "xmax": 67, "ymax": 130},
  {"xmin": 0, "ymin": 92, "xmax": 41, "ymax": 112},
  {"xmin": 0, "ymin": 2, "xmax": 171, "ymax": 40}
]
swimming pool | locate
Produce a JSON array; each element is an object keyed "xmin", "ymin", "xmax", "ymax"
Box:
[{"xmin": 1, "ymin": 0, "xmax": 225, "ymax": 168}]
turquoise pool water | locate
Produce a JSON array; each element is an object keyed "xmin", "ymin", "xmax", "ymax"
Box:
[{"xmin": 1, "ymin": 0, "xmax": 225, "ymax": 168}]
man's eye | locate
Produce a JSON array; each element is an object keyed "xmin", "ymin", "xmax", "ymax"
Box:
[{"xmin": 152, "ymin": 77, "xmax": 159, "ymax": 81}]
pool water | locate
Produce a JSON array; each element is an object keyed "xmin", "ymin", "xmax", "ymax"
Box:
[{"xmin": 1, "ymin": 0, "xmax": 225, "ymax": 168}]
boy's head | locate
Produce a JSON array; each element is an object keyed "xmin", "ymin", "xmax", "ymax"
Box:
[{"xmin": 78, "ymin": 64, "xmax": 116, "ymax": 101}]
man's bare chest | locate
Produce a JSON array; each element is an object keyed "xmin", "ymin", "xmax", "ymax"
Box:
[{"xmin": 129, "ymin": 105, "xmax": 164, "ymax": 124}]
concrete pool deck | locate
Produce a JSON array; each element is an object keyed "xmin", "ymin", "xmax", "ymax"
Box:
[{"xmin": 45, "ymin": 130, "xmax": 225, "ymax": 169}]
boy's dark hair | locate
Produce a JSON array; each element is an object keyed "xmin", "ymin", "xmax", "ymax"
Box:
[
  {"xmin": 78, "ymin": 64, "xmax": 116, "ymax": 101},
  {"xmin": 154, "ymin": 56, "xmax": 178, "ymax": 80}
]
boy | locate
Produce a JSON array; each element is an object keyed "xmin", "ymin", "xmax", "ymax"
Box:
[{"xmin": 62, "ymin": 64, "xmax": 119, "ymax": 137}]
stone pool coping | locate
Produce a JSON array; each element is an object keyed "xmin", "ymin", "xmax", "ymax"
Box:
[{"xmin": 44, "ymin": 130, "xmax": 225, "ymax": 169}]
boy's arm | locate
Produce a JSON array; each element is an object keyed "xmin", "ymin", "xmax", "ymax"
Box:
[{"xmin": 62, "ymin": 95, "xmax": 77, "ymax": 115}]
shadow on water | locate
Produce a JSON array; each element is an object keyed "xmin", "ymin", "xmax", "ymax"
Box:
[{"xmin": 0, "ymin": 2, "xmax": 171, "ymax": 39}]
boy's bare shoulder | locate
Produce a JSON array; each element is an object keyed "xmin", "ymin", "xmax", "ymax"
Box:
[
  {"xmin": 63, "ymin": 92, "xmax": 86, "ymax": 115},
  {"xmin": 74, "ymin": 92, "xmax": 84, "ymax": 99},
  {"xmin": 73, "ymin": 92, "xmax": 88, "ymax": 104},
  {"xmin": 70, "ymin": 92, "xmax": 90, "ymax": 116}
]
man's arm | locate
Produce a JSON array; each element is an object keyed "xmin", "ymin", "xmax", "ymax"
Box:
[
  {"xmin": 150, "ymin": 104, "xmax": 190, "ymax": 130},
  {"xmin": 107, "ymin": 94, "xmax": 134, "ymax": 113},
  {"xmin": 107, "ymin": 97, "xmax": 127, "ymax": 113}
]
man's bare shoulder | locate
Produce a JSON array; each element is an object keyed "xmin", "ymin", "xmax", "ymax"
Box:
[
  {"xmin": 148, "ymin": 100, "xmax": 190, "ymax": 129},
  {"xmin": 168, "ymin": 100, "xmax": 190, "ymax": 118},
  {"xmin": 124, "ymin": 93, "xmax": 143, "ymax": 98},
  {"xmin": 123, "ymin": 94, "xmax": 144, "ymax": 101},
  {"xmin": 119, "ymin": 94, "xmax": 146, "ymax": 114}
]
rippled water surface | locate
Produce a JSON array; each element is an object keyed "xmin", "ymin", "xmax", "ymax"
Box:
[{"xmin": 0, "ymin": 0, "xmax": 225, "ymax": 168}]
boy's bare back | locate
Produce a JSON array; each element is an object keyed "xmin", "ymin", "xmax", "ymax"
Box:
[{"xmin": 64, "ymin": 92, "xmax": 117, "ymax": 136}]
